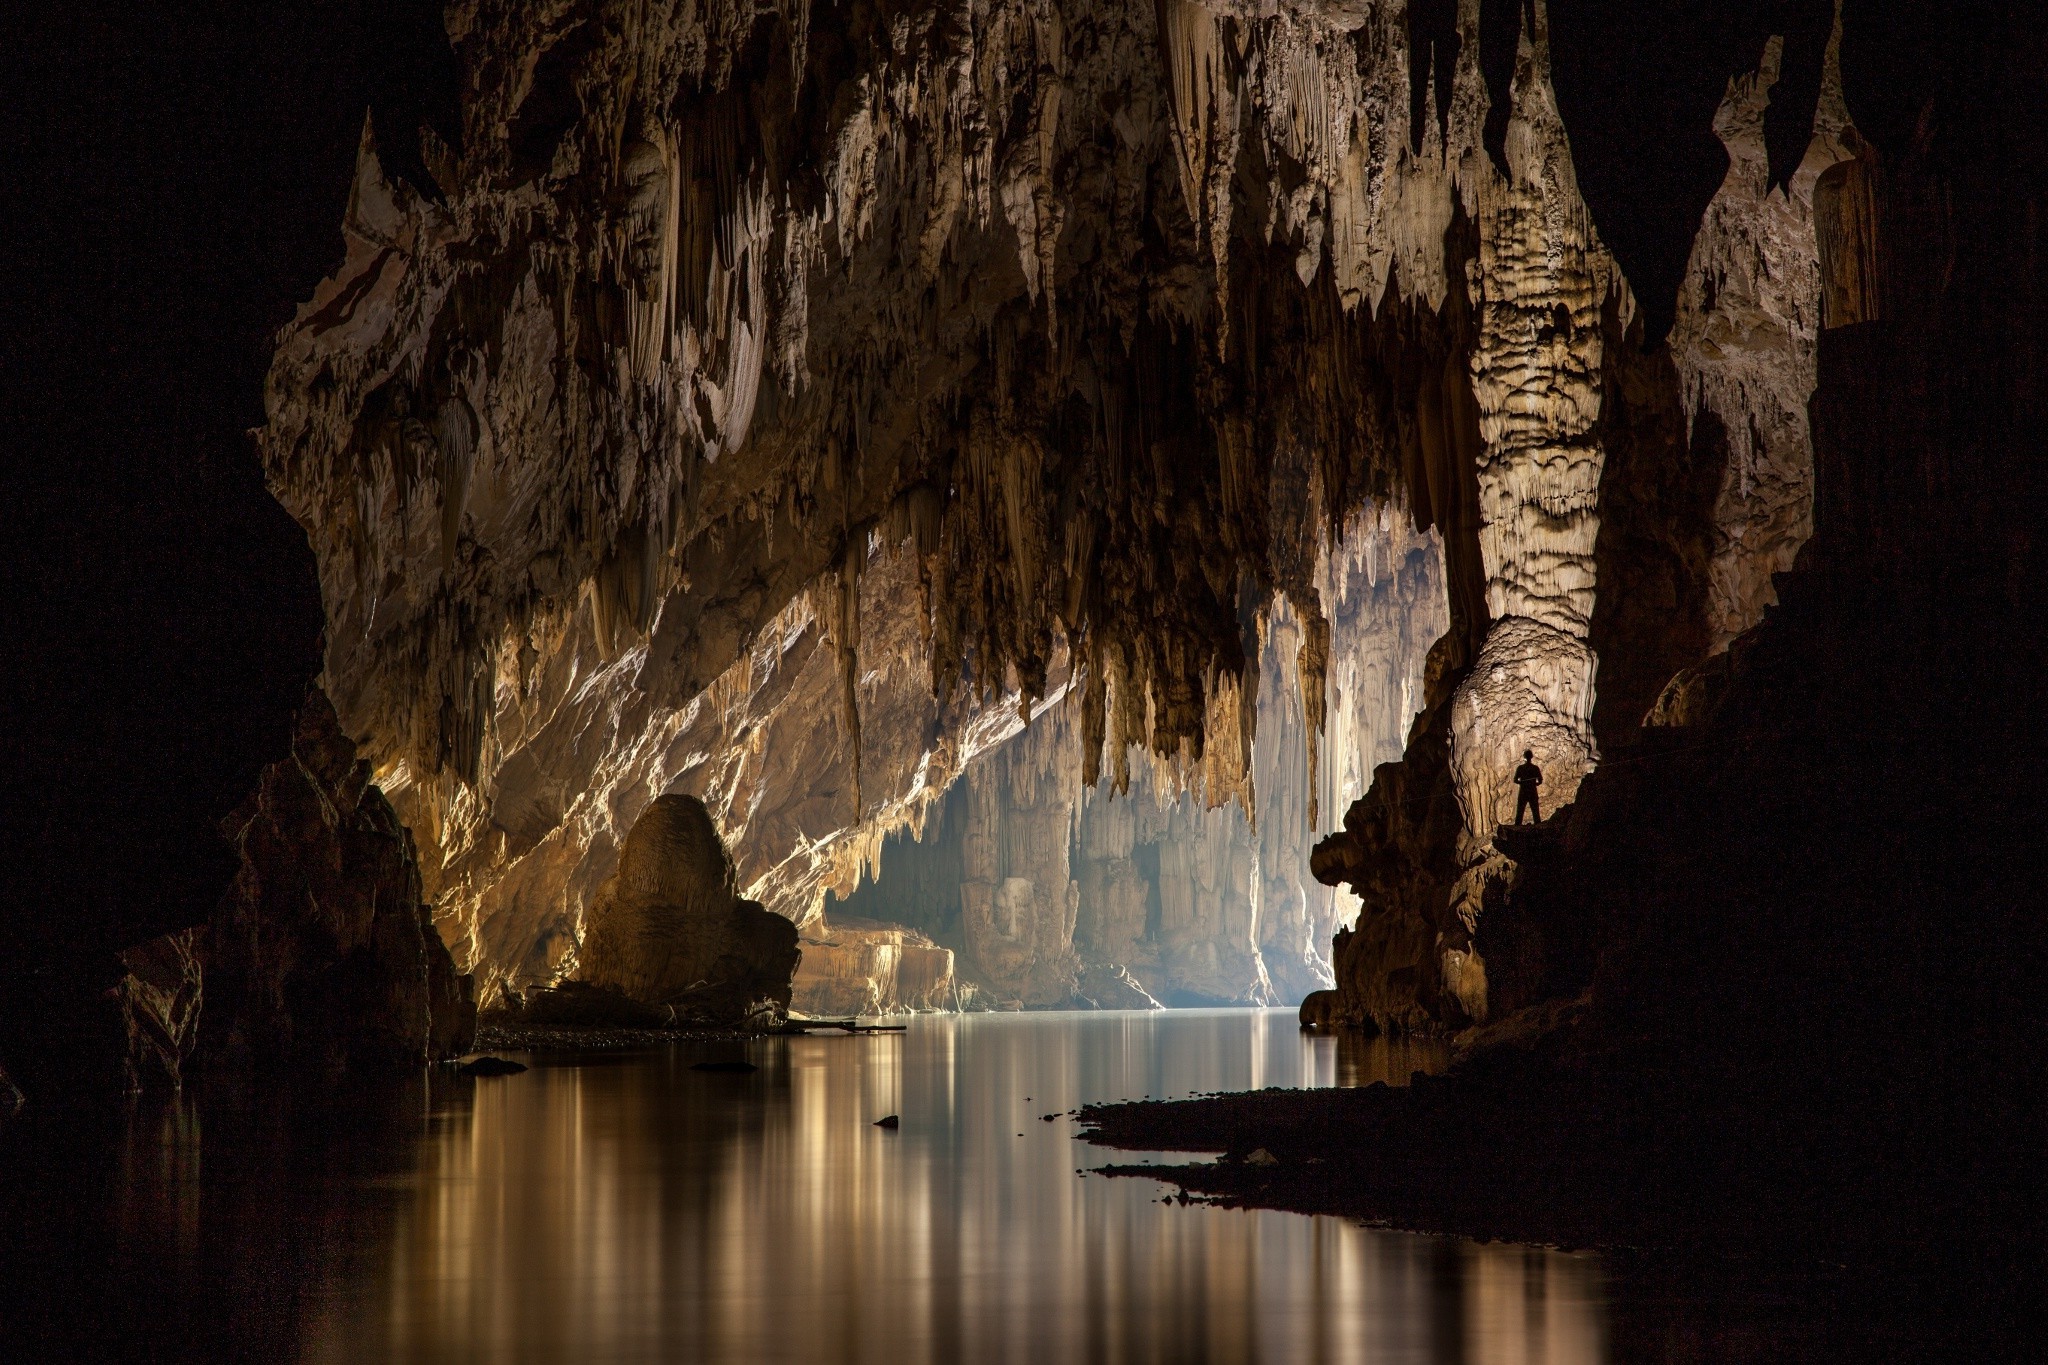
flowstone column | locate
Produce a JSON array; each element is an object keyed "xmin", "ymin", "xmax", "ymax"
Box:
[{"xmin": 1449, "ymin": 12, "xmax": 1608, "ymax": 871}]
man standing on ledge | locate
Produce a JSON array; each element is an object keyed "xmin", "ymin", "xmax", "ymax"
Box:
[{"xmin": 1513, "ymin": 750, "xmax": 1543, "ymax": 825}]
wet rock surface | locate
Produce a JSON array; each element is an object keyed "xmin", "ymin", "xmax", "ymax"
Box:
[{"xmin": 456, "ymin": 1055, "xmax": 527, "ymax": 1076}]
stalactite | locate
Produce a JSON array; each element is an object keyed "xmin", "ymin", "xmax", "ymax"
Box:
[{"xmin": 259, "ymin": 0, "xmax": 1806, "ymax": 1009}]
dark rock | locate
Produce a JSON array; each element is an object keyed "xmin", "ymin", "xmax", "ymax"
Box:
[
  {"xmin": 116, "ymin": 927, "xmax": 205, "ymax": 1090},
  {"xmin": 457, "ymin": 1056, "xmax": 527, "ymax": 1076},
  {"xmin": 1296, "ymin": 989, "xmax": 1344, "ymax": 1031},
  {"xmin": 577, "ymin": 795, "xmax": 799, "ymax": 1027},
  {"xmin": 873, "ymin": 1114, "xmax": 899, "ymax": 1129},
  {"xmin": 203, "ymin": 689, "xmax": 476, "ymax": 1073},
  {"xmin": 0, "ymin": 1059, "xmax": 22, "ymax": 1116},
  {"xmin": 0, "ymin": 964, "xmax": 136, "ymax": 1100},
  {"xmin": 501, "ymin": 981, "xmax": 675, "ymax": 1030},
  {"xmin": 1310, "ymin": 682, "xmax": 1473, "ymax": 1035}
]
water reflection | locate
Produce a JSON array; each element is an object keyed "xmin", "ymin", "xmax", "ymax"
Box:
[{"xmin": 283, "ymin": 1009, "xmax": 1602, "ymax": 1364}]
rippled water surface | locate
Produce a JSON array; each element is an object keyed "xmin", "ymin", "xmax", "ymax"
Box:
[{"xmin": 2, "ymin": 1010, "xmax": 1612, "ymax": 1363}]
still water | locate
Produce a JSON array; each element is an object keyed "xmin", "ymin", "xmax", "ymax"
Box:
[{"xmin": 2, "ymin": 1010, "xmax": 1608, "ymax": 1363}]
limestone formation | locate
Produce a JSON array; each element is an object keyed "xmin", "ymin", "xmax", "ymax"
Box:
[
  {"xmin": 116, "ymin": 929, "xmax": 205, "ymax": 1089},
  {"xmin": 1669, "ymin": 22, "xmax": 1856, "ymax": 650},
  {"xmin": 249, "ymin": 0, "xmax": 1601, "ymax": 1002},
  {"xmin": 824, "ymin": 506, "xmax": 1444, "ymax": 1009},
  {"xmin": 575, "ymin": 794, "xmax": 799, "ymax": 1023},
  {"xmin": 206, "ymin": 690, "xmax": 477, "ymax": 1071},
  {"xmin": 251, "ymin": 0, "xmax": 1865, "ymax": 1026},
  {"xmin": 791, "ymin": 919, "xmax": 956, "ymax": 1017},
  {"xmin": 1307, "ymin": 22, "xmax": 1864, "ymax": 1037}
]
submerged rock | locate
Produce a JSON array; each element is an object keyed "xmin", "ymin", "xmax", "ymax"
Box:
[
  {"xmin": 205, "ymin": 690, "xmax": 476, "ymax": 1073},
  {"xmin": 576, "ymin": 796, "xmax": 799, "ymax": 1027},
  {"xmin": 457, "ymin": 1056, "xmax": 527, "ymax": 1076}
]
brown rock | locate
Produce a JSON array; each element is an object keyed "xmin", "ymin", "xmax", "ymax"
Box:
[
  {"xmin": 576, "ymin": 795, "xmax": 798, "ymax": 1026},
  {"xmin": 1296, "ymin": 990, "xmax": 1342, "ymax": 1032},
  {"xmin": 205, "ymin": 690, "xmax": 476, "ymax": 1072}
]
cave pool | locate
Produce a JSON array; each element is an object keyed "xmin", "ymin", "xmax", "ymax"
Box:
[{"xmin": 5, "ymin": 1009, "xmax": 1628, "ymax": 1362}]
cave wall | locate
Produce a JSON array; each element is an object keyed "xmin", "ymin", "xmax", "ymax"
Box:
[
  {"xmin": 257, "ymin": 0, "xmax": 1848, "ymax": 1013},
  {"xmin": 1668, "ymin": 25, "xmax": 1855, "ymax": 652}
]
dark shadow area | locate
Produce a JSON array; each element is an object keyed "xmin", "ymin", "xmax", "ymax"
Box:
[
  {"xmin": 0, "ymin": 1, "xmax": 452, "ymax": 1085},
  {"xmin": 0, "ymin": 1074, "xmax": 437, "ymax": 1360}
]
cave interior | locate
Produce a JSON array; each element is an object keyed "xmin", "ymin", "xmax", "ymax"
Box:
[{"xmin": 1, "ymin": 0, "xmax": 2042, "ymax": 1315}]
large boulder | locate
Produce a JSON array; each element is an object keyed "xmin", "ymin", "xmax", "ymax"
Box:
[
  {"xmin": 204, "ymin": 690, "xmax": 475, "ymax": 1072},
  {"xmin": 576, "ymin": 795, "xmax": 799, "ymax": 1025}
]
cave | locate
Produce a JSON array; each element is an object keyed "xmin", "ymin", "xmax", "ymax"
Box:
[{"xmin": 3, "ymin": 0, "xmax": 2041, "ymax": 1358}]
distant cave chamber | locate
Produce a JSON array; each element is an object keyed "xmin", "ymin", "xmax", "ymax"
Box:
[{"xmin": 813, "ymin": 518, "xmax": 1448, "ymax": 1014}]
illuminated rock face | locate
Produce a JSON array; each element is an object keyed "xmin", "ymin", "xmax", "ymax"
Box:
[
  {"xmin": 1670, "ymin": 28, "xmax": 1855, "ymax": 651},
  {"xmin": 577, "ymin": 794, "xmax": 799, "ymax": 1023},
  {"xmin": 1307, "ymin": 23, "xmax": 1860, "ymax": 1036},
  {"xmin": 830, "ymin": 509, "xmax": 1444, "ymax": 1009},
  {"xmin": 791, "ymin": 920, "xmax": 955, "ymax": 1017},
  {"xmin": 258, "ymin": 0, "xmax": 1838, "ymax": 1020}
]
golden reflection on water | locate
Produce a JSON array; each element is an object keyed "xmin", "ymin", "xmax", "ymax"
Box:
[{"xmin": 298, "ymin": 1010, "xmax": 1605, "ymax": 1365}]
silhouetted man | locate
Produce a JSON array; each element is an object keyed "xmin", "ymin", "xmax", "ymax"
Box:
[{"xmin": 1513, "ymin": 750, "xmax": 1542, "ymax": 825}]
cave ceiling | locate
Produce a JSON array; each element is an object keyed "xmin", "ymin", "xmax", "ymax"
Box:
[{"xmin": 259, "ymin": 0, "xmax": 1847, "ymax": 1002}]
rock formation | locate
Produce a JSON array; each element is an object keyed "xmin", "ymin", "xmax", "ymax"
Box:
[
  {"xmin": 791, "ymin": 918, "xmax": 956, "ymax": 1017},
  {"xmin": 245, "ymin": 0, "xmax": 1876, "ymax": 1029},
  {"xmin": 116, "ymin": 929, "xmax": 206, "ymax": 1090},
  {"xmin": 1309, "ymin": 20, "xmax": 1865, "ymax": 1036},
  {"xmin": 1668, "ymin": 24, "xmax": 1854, "ymax": 651},
  {"xmin": 246, "ymin": 0, "xmax": 1503, "ymax": 998},
  {"xmin": 205, "ymin": 690, "xmax": 476, "ymax": 1071},
  {"xmin": 572, "ymin": 793, "xmax": 799, "ymax": 1023}
]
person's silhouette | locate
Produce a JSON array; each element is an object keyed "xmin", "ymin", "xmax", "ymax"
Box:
[{"xmin": 1513, "ymin": 749, "xmax": 1543, "ymax": 825}]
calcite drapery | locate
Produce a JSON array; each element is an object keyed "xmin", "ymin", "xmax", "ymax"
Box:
[
  {"xmin": 1306, "ymin": 16, "xmax": 1861, "ymax": 1035},
  {"xmin": 1670, "ymin": 23, "xmax": 1855, "ymax": 650},
  {"xmin": 830, "ymin": 507, "xmax": 1445, "ymax": 1008}
]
